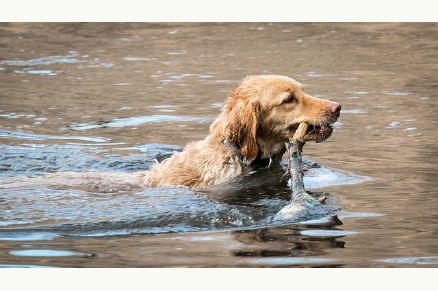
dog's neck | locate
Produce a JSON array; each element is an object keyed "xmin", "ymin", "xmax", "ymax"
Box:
[
  {"xmin": 220, "ymin": 138, "xmax": 254, "ymax": 166},
  {"xmin": 257, "ymin": 136, "xmax": 287, "ymax": 161},
  {"xmin": 220, "ymin": 136, "xmax": 283, "ymax": 168}
]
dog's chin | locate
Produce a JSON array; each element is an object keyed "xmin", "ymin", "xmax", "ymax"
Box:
[
  {"xmin": 288, "ymin": 124, "xmax": 334, "ymax": 143},
  {"xmin": 305, "ymin": 125, "xmax": 333, "ymax": 143}
]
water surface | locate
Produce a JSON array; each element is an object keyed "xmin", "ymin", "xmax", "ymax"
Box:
[{"xmin": 0, "ymin": 23, "xmax": 437, "ymax": 267}]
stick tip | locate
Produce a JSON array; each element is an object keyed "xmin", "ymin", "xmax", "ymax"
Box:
[{"xmin": 318, "ymin": 196, "xmax": 327, "ymax": 203}]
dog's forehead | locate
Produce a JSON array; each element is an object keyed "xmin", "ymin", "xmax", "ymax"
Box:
[
  {"xmin": 261, "ymin": 76, "xmax": 303, "ymax": 92},
  {"xmin": 276, "ymin": 77, "xmax": 302, "ymax": 91}
]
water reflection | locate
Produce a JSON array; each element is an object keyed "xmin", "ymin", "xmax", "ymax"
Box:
[{"xmin": 231, "ymin": 223, "xmax": 348, "ymax": 267}]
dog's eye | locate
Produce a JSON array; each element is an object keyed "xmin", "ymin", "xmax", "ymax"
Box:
[{"xmin": 282, "ymin": 94, "xmax": 297, "ymax": 105}]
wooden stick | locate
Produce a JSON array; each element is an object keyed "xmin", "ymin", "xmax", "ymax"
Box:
[
  {"xmin": 274, "ymin": 123, "xmax": 325, "ymax": 220},
  {"xmin": 287, "ymin": 122, "xmax": 308, "ymax": 196},
  {"xmin": 286, "ymin": 138, "xmax": 305, "ymax": 196},
  {"xmin": 291, "ymin": 123, "xmax": 326, "ymax": 203},
  {"xmin": 291, "ymin": 122, "xmax": 309, "ymax": 142}
]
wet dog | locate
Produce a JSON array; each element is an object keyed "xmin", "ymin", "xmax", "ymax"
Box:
[{"xmin": 140, "ymin": 75, "xmax": 341, "ymax": 190}]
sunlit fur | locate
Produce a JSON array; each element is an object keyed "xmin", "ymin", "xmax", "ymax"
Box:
[{"xmin": 140, "ymin": 75, "xmax": 340, "ymax": 190}]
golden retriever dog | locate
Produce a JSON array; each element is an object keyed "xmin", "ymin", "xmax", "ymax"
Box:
[{"xmin": 139, "ymin": 75, "xmax": 341, "ymax": 190}]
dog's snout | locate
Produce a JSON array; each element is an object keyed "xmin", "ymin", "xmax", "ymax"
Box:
[{"xmin": 329, "ymin": 102, "xmax": 342, "ymax": 117}]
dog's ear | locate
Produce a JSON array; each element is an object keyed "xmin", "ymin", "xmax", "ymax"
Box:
[{"xmin": 210, "ymin": 86, "xmax": 260, "ymax": 160}]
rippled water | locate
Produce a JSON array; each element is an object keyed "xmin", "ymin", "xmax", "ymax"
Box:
[{"xmin": 0, "ymin": 23, "xmax": 437, "ymax": 267}]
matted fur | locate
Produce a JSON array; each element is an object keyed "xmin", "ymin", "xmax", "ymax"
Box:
[{"xmin": 140, "ymin": 75, "xmax": 341, "ymax": 190}]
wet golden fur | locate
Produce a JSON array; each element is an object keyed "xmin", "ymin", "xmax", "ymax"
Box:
[{"xmin": 140, "ymin": 75, "xmax": 340, "ymax": 190}]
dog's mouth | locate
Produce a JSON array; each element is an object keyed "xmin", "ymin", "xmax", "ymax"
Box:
[{"xmin": 288, "ymin": 124, "xmax": 334, "ymax": 143}]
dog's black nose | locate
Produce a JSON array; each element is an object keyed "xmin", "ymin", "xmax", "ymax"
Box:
[{"xmin": 330, "ymin": 103, "xmax": 342, "ymax": 117}]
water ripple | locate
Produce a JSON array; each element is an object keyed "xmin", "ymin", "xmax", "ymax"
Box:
[
  {"xmin": 69, "ymin": 115, "xmax": 213, "ymax": 130},
  {"xmin": 377, "ymin": 256, "xmax": 438, "ymax": 265},
  {"xmin": 0, "ymin": 129, "xmax": 109, "ymax": 143},
  {"xmin": 1, "ymin": 56, "xmax": 82, "ymax": 66}
]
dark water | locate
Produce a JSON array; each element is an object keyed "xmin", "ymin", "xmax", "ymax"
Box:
[{"xmin": 0, "ymin": 23, "xmax": 437, "ymax": 268}]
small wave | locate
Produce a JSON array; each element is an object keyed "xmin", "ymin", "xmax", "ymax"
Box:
[
  {"xmin": 377, "ymin": 256, "xmax": 438, "ymax": 265},
  {"xmin": 26, "ymin": 70, "xmax": 60, "ymax": 75},
  {"xmin": 69, "ymin": 115, "xmax": 213, "ymax": 130},
  {"xmin": 0, "ymin": 144, "xmax": 156, "ymax": 177},
  {"xmin": 341, "ymin": 109, "xmax": 368, "ymax": 114},
  {"xmin": 1, "ymin": 56, "xmax": 83, "ymax": 66},
  {"xmin": 0, "ymin": 143, "xmax": 372, "ymax": 237},
  {"xmin": 0, "ymin": 129, "xmax": 109, "ymax": 143},
  {"xmin": 302, "ymin": 165, "xmax": 374, "ymax": 189},
  {"xmin": 0, "ymin": 186, "xmax": 271, "ymax": 237}
]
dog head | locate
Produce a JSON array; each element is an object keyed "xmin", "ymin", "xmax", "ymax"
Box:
[{"xmin": 210, "ymin": 75, "xmax": 341, "ymax": 160}]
